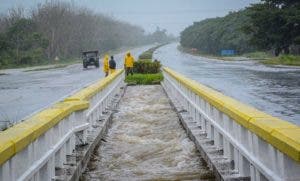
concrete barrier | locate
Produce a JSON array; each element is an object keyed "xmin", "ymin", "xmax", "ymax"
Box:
[
  {"xmin": 0, "ymin": 69, "xmax": 125, "ymax": 181},
  {"xmin": 162, "ymin": 67, "xmax": 300, "ymax": 181}
]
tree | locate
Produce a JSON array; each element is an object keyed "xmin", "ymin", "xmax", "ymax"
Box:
[
  {"xmin": 245, "ymin": 0, "xmax": 300, "ymax": 55},
  {"xmin": 180, "ymin": 10, "xmax": 255, "ymax": 55},
  {"xmin": 0, "ymin": 1, "xmax": 173, "ymax": 68},
  {"xmin": 5, "ymin": 18, "xmax": 48, "ymax": 64}
]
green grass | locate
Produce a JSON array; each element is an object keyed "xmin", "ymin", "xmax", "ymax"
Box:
[
  {"xmin": 0, "ymin": 58, "xmax": 80, "ymax": 70},
  {"xmin": 138, "ymin": 44, "xmax": 166, "ymax": 60},
  {"xmin": 263, "ymin": 55, "xmax": 300, "ymax": 66},
  {"xmin": 177, "ymin": 46, "xmax": 236, "ymax": 61},
  {"xmin": 243, "ymin": 51, "xmax": 272, "ymax": 60},
  {"xmin": 22, "ymin": 58, "xmax": 81, "ymax": 72},
  {"xmin": 179, "ymin": 46, "xmax": 300, "ymax": 66},
  {"xmin": 125, "ymin": 73, "xmax": 163, "ymax": 85},
  {"xmin": 24, "ymin": 64, "xmax": 71, "ymax": 72}
]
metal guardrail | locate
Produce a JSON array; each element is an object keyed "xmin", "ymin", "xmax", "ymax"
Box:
[
  {"xmin": 162, "ymin": 67, "xmax": 300, "ymax": 181},
  {"xmin": 0, "ymin": 69, "xmax": 125, "ymax": 181}
]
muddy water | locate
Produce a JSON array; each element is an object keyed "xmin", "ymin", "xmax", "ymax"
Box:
[{"xmin": 82, "ymin": 85, "xmax": 214, "ymax": 180}]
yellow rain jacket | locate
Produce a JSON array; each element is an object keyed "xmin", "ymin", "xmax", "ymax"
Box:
[
  {"xmin": 103, "ymin": 55, "xmax": 109, "ymax": 73},
  {"xmin": 124, "ymin": 53, "xmax": 135, "ymax": 68}
]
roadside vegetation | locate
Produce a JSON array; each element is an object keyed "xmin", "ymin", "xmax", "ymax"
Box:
[
  {"xmin": 180, "ymin": 10, "xmax": 254, "ymax": 55},
  {"xmin": 133, "ymin": 60, "xmax": 161, "ymax": 74},
  {"xmin": 0, "ymin": 57, "xmax": 80, "ymax": 70},
  {"xmin": 178, "ymin": 46, "xmax": 238, "ymax": 61},
  {"xmin": 244, "ymin": 52, "xmax": 300, "ymax": 66},
  {"xmin": 263, "ymin": 55, "xmax": 300, "ymax": 66},
  {"xmin": 138, "ymin": 44, "xmax": 166, "ymax": 60},
  {"xmin": 125, "ymin": 73, "xmax": 163, "ymax": 85},
  {"xmin": 242, "ymin": 52, "xmax": 272, "ymax": 60},
  {"xmin": 0, "ymin": 2, "xmax": 174, "ymax": 69},
  {"xmin": 23, "ymin": 62, "xmax": 78, "ymax": 72},
  {"xmin": 125, "ymin": 46, "xmax": 164, "ymax": 85},
  {"xmin": 180, "ymin": 0, "xmax": 300, "ymax": 66}
]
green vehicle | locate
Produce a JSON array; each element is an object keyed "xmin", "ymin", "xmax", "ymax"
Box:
[{"xmin": 82, "ymin": 50, "xmax": 100, "ymax": 68}]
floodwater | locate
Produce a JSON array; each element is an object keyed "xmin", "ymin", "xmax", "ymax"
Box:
[
  {"xmin": 82, "ymin": 85, "xmax": 214, "ymax": 180},
  {"xmin": 154, "ymin": 43, "xmax": 300, "ymax": 125},
  {"xmin": 0, "ymin": 45, "xmax": 153, "ymax": 129}
]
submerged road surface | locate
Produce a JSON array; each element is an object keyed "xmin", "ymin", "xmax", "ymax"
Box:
[
  {"xmin": 154, "ymin": 43, "xmax": 300, "ymax": 125},
  {"xmin": 83, "ymin": 85, "xmax": 214, "ymax": 180},
  {"xmin": 0, "ymin": 46, "xmax": 152, "ymax": 129}
]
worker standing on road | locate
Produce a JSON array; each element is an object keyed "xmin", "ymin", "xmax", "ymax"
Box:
[
  {"xmin": 109, "ymin": 55, "xmax": 116, "ymax": 74},
  {"xmin": 103, "ymin": 54, "xmax": 109, "ymax": 77},
  {"xmin": 124, "ymin": 52, "xmax": 135, "ymax": 76}
]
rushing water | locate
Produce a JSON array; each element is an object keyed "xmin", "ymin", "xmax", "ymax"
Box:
[
  {"xmin": 83, "ymin": 85, "xmax": 214, "ymax": 180},
  {"xmin": 154, "ymin": 43, "xmax": 300, "ymax": 125}
]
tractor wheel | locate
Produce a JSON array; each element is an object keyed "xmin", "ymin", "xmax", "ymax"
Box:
[
  {"xmin": 95, "ymin": 62, "xmax": 99, "ymax": 68},
  {"xmin": 83, "ymin": 63, "xmax": 88, "ymax": 68}
]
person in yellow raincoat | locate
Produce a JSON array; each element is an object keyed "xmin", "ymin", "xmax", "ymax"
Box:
[
  {"xmin": 124, "ymin": 52, "xmax": 135, "ymax": 76},
  {"xmin": 103, "ymin": 54, "xmax": 109, "ymax": 77}
]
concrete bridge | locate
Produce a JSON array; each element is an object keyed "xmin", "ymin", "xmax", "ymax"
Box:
[{"xmin": 0, "ymin": 68, "xmax": 299, "ymax": 180}]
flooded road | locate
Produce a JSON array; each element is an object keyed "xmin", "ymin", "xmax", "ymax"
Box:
[
  {"xmin": 154, "ymin": 43, "xmax": 300, "ymax": 125},
  {"xmin": 0, "ymin": 46, "xmax": 152, "ymax": 129},
  {"xmin": 83, "ymin": 85, "xmax": 213, "ymax": 180}
]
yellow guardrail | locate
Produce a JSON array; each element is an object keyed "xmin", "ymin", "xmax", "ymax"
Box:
[
  {"xmin": 64, "ymin": 69, "xmax": 124, "ymax": 101},
  {"xmin": 163, "ymin": 67, "xmax": 300, "ymax": 162},
  {"xmin": 0, "ymin": 69, "xmax": 124, "ymax": 165}
]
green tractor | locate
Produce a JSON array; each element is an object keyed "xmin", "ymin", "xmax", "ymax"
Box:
[{"xmin": 82, "ymin": 50, "xmax": 100, "ymax": 68}]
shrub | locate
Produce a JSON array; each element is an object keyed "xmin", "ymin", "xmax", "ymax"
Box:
[
  {"xmin": 263, "ymin": 55, "xmax": 300, "ymax": 66},
  {"xmin": 138, "ymin": 44, "xmax": 165, "ymax": 60},
  {"xmin": 19, "ymin": 48, "xmax": 44, "ymax": 65},
  {"xmin": 138, "ymin": 51, "xmax": 152, "ymax": 59},
  {"xmin": 125, "ymin": 73, "xmax": 163, "ymax": 85},
  {"xmin": 0, "ymin": 53, "xmax": 11, "ymax": 68},
  {"xmin": 133, "ymin": 59, "xmax": 161, "ymax": 74},
  {"xmin": 133, "ymin": 45, "xmax": 165, "ymax": 74},
  {"xmin": 243, "ymin": 51, "xmax": 271, "ymax": 59}
]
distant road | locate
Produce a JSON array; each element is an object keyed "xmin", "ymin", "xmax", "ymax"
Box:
[{"xmin": 0, "ymin": 45, "xmax": 152, "ymax": 129}]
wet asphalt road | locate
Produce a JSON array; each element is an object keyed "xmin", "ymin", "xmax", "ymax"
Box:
[
  {"xmin": 154, "ymin": 43, "xmax": 300, "ymax": 125},
  {"xmin": 0, "ymin": 45, "xmax": 152, "ymax": 129}
]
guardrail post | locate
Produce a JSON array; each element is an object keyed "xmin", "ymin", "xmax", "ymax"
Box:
[
  {"xmin": 233, "ymin": 147, "xmax": 239, "ymax": 171},
  {"xmin": 223, "ymin": 138, "xmax": 230, "ymax": 159},
  {"xmin": 47, "ymin": 156, "xmax": 55, "ymax": 180},
  {"xmin": 74, "ymin": 110, "xmax": 88, "ymax": 145},
  {"xmin": 0, "ymin": 161, "xmax": 10, "ymax": 180}
]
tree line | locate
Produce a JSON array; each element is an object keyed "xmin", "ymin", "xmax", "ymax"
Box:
[
  {"xmin": 0, "ymin": 1, "xmax": 173, "ymax": 67},
  {"xmin": 180, "ymin": 0, "xmax": 300, "ymax": 56}
]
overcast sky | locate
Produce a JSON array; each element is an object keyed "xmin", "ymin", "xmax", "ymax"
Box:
[{"xmin": 0, "ymin": 0, "xmax": 260, "ymax": 35}]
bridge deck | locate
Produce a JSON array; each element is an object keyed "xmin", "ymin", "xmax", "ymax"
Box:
[{"xmin": 82, "ymin": 85, "xmax": 214, "ymax": 180}]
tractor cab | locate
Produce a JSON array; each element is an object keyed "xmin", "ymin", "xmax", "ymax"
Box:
[{"xmin": 82, "ymin": 50, "xmax": 100, "ymax": 68}]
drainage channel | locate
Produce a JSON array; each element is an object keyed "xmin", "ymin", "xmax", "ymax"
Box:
[{"xmin": 81, "ymin": 85, "xmax": 214, "ymax": 180}]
